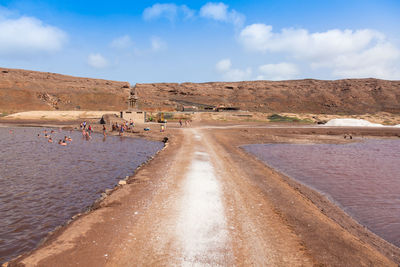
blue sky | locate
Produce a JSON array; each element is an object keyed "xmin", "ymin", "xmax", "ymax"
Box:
[{"xmin": 0, "ymin": 0, "xmax": 399, "ymax": 83}]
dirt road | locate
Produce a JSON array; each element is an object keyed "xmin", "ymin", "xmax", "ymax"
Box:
[{"xmin": 10, "ymin": 126, "xmax": 399, "ymax": 266}]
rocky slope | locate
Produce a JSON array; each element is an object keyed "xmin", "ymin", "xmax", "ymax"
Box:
[
  {"xmin": 0, "ymin": 67, "xmax": 130, "ymax": 113},
  {"xmin": 135, "ymin": 79, "xmax": 400, "ymax": 114},
  {"xmin": 1, "ymin": 67, "xmax": 399, "ymax": 114}
]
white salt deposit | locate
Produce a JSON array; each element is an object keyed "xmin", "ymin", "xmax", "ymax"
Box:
[
  {"xmin": 177, "ymin": 133, "xmax": 230, "ymax": 265},
  {"xmin": 325, "ymin": 118, "xmax": 400, "ymax": 127}
]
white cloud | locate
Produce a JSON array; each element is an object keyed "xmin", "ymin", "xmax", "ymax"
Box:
[
  {"xmin": 216, "ymin": 58, "xmax": 231, "ymax": 72},
  {"xmin": 216, "ymin": 58, "xmax": 251, "ymax": 81},
  {"xmin": 257, "ymin": 63, "xmax": 300, "ymax": 81},
  {"xmin": 0, "ymin": 16, "xmax": 66, "ymax": 57},
  {"xmin": 200, "ymin": 2, "xmax": 245, "ymax": 27},
  {"xmin": 330, "ymin": 42, "xmax": 400, "ymax": 79},
  {"xmin": 143, "ymin": 3, "xmax": 195, "ymax": 21},
  {"xmin": 200, "ymin": 2, "xmax": 228, "ymax": 21},
  {"xmin": 181, "ymin": 5, "xmax": 195, "ymax": 20},
  {"xmin": 151, "ymin": 36, "xmax": 166, "ymax": 52},
  {"xmin": 239, "ymin": 23, "xmax": 400, "ymax": 79},
  {"xmin": 87, "ymin": 53, "xmax": 108, "ymax": 69},
  {"xmin": 143, "ymin": 3, "xmax": 177, "ymax": 21},
  {"xmin": 110, "ymin": 35, "xmax": 133, "ymax": 49}
]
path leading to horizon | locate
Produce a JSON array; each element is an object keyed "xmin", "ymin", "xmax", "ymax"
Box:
[
  {"xmin": 103, "ymin": 128, "xmax": 312, "ymax": 266},
  {"xmin": 16, "ymin": 127, "xmax": 313, "ymax": 266}
]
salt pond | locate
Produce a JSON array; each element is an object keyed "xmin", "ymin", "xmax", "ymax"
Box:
[
  {"xmin": 0, "ymin": 127, "xmax": 163, "ymax": 263},
  {"xmin": 244, "ymin": 139, "xmax": 400, "ymax": 248}
]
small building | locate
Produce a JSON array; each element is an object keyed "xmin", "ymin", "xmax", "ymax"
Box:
[{"xmin": 120, "ymin": 110, "xmax": 146, "ymax": 123}]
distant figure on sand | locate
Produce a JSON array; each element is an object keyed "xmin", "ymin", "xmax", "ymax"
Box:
[{"xmin": 179, "ymin": 119, "xmax": 182, "ymax": 127}]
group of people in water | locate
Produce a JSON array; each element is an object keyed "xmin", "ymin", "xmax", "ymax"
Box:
[
  {"xmin": 80, "ymin": 120, "xmax": 96, "ymax": 139},
  {"xmin": 111, "ymin": 119, "xmax": 134, "ymax": 136},
  {"xmin": 39, "ymin": 129, "xmax": 73, "ymax": 146},
  {"xmin": 34, "ymin": 117, "xmax": 146, "ymax": 145}
]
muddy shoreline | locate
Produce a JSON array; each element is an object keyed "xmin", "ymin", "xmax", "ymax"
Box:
[{"xmin": 3, "ymin": 120, "xmax": 400, "ymax": 266}]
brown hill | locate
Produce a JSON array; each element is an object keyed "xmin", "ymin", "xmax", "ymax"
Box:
[
  {"xmin": 0, "ymin": 67, "xmax": 130, "ymax": 114},
  {"xmin": 1, "ymin": 67, "xmax": 400, "ymax": 115},
  {"xmin": 135, "ymin": 79, "xmax": 400, "ymax": 114}
]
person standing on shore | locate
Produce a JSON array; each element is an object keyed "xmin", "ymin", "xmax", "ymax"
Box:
[
  {"xmin": 103, "ymin": 125, "xmax": 106, "ymax": 136},
  {"xmin": 120, "ymin": 124, "xmax": 124, "ymax": 136}
]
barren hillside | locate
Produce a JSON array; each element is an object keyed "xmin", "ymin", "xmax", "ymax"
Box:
[
  {"xmin": 1, "ymin": 67, "xmax": 400, "ymax": 115},
  {"xmin": 0, "ymin": 67, "xmax": 130, "ymax": 113},
  {"xmin": 135, "ymin": 79, "xmax": 400, "ymax": 114}
]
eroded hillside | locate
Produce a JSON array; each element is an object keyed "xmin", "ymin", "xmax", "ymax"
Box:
[
  {"xmin": 0, "ymin": 67, "xmax": 130, "ymax": 113},
  {"xmin": 135, "ymin": 79, "xmax": 400, "ymax": 114}
]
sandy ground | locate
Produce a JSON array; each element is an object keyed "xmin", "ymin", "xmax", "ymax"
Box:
[
  {"xmin": 4, "ymin": 119, "xmax": 400, "ymax": 266},
  {"xmin": 3, "ymin": 111, "xmax": 119, "ymax": 121}
]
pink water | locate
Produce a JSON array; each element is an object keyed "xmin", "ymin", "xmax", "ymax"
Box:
[
  {"xmin": 0, "ymin": 126, "xmax": 163, "ymax": 263},
  {"xmin": 244, "ymin": 139, "xmax": 400, "ymax": 248}
]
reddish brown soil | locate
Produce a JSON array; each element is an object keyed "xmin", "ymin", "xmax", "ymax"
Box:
[
  {"xmin": 135, "ymin": 79, "xmax": 400, "ymax": 114},
  {"xmin": 0, "ymin": 68, "xmax": 129, "ymax": 113}
]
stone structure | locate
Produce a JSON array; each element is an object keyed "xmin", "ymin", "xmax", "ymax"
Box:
[{"xmin": 120, "ymin": 86, "xmax": 146, "ymax": 123}]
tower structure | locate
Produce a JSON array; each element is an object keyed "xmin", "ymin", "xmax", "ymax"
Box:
[{"xmin": 128, "ymin": 86, "xmax": 138, "ymax": 110}]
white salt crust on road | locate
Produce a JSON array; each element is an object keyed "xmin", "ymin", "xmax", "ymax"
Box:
[{"xmin": 177, "ymin": 130, "xmax": 232, "ymax": 266}]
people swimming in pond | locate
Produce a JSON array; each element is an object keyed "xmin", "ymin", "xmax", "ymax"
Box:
[
  {"xmin": 48, "ymin": 137, "xmax": 53, "ymax": 143},
  {"xmin": 58, "ymin": 139, "xmax": 67, "ymax": 146},
  {"xmin": 67, "ymin": 136, "xmax": 72, "ymax": 141},
  {"xmin": 44, "ymin": 133, "xmax": 49, "ymax": 138},
  {"xmin": 85, "ymin": 131, "xmax": 91, "ymax": 140}
]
